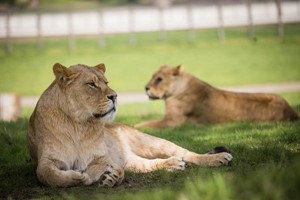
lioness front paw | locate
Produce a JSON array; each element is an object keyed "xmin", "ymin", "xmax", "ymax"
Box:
[
  {"xmin": 81, "ymin": 172, "xmax": 93, "ymax": 186},
  {"xmin": 165, "ymin": 156, "xmax": 186, "ymax": 171},
  {"xmin": 208, "ymin": 153, "xmax": 233, "ymax": 167},
  {"xmin": 64, "ymin": 170, "xmax": 92, "ymax": 186},
  {"xmin": 98, "ymin": 165, "xmax": 124, "ymax": 187}
]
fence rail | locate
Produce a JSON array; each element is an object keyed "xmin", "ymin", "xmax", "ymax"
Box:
[
  {"xmin": 1, "ymin": 1, "xmax": 299, "ymax": 38},
  {"xmin": 0, "ymin": 0, "xmax": 300, "ymax": 53}
]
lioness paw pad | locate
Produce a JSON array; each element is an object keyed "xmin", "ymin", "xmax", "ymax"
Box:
[
  {"xmin": 99, "ymin": 174, "xmax": 116, "ymax": 187},
  {"xmin": 98, "ymin": 165, "xmax": 124, "ymax": 187}
]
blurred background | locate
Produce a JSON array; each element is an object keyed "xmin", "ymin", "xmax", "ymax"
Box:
[
  {"xmin": 0, "ymin": 0, "xmax": 299, "ymax": 121},
  {"xmin": 1, "ymin": 0, "xmax": 299, "ymax": 47}
]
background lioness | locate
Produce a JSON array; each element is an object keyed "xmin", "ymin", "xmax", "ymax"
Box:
[
  {"xmin": 135, "ymin": 65, "xmax": 299, "ymax": 129},
  {"xmin": 27, "ymin": 63, "xmax": 232, "ymax": 187}
]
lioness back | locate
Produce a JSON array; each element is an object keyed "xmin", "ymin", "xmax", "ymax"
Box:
[{"xmin": 135, "ymin": 65, "xmax": 298, "ymax": 128}]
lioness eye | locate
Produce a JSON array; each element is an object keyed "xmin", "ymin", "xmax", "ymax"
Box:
[
  {"xmin": 155, "ymin": 77, "xmax": 162, "ymax": 85},
  {"xmin": 87, "ymin": 82, "xmax": 97, "ymax": 88}
]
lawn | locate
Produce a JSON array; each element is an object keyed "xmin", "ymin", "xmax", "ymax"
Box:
[
  {"xmin": 0, "ymin": 24, "xmax": 300, "ymax": 95},
  {"xmin": 1, "ymin": 24, "xmax": 300, "ymax": 199},
  {"xmin": 1, "ymin": 103, "xmax": 300, "ymax": 199}
]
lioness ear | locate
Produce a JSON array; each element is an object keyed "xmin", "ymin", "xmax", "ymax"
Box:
[
  {"xmin": 173, "ymin": 64, "xmax": 184, "ymax": 76},
  {"xmin": 95, "ymin": 63, "xmax": 106, "ymax": 74},
  {"xmin": 53, "ymin": 63, "xmax": 67, "ymax": 77},
  {"xmin": 53, "ymin": 63, "xmax": 76, "ymax": 87}
]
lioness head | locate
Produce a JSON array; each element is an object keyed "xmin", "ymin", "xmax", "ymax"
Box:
[
  {"xmin": 145, "ymin": 65, "xmax": 184, "ymax": 100},
  {"xmin": 53, "ymin": 63, "xmax": 117, "ymax": 122}
]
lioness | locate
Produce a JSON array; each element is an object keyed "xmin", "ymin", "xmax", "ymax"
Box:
[
  {"xmin": 135, "ymin": 65, "xmax": 299, "ymax": 129},
  {"xmin": 27, "ymin": 63, "xmax": 233, "ymax": 187}
]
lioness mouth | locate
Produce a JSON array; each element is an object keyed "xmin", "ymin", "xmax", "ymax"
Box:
[
  {"xmin": 148, "ymin": 96, "xmax": 160, "ymax": 100},
  {"xmin": 93, "ymin": 107, "xmax": 116, "ymax": 119}
]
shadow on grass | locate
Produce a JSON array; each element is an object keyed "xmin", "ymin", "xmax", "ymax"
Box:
[
  {"xmin": 293, "ymin": 103, "xmax": 300, "ymax": 113},
  {"xmin": 0, "ymin": 163, "xmax": 189, "ymax": 199},
  {"xmin": 0, "ymin": 117, "xmax": 299, "ymax": 199}
]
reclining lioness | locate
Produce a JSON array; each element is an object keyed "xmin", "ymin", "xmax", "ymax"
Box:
[
  {"xmin": 27, "ymin": 63, "xmax": 232, "ymax": 187},
  {"xmin": 135, "ymin": 65, "xmax": 298, "ymax": 129}
]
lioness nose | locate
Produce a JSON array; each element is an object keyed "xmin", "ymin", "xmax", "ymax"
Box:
[
  {"xmin": 107, "ymin": 94, "xmax": 117, "ymax": 103},
  {"xmin": 145, "ymin": 86, "xmax": 149, "ymax": 91}
]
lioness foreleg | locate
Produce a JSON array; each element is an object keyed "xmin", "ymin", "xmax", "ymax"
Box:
[
  {"xmin": 98, "ymin": 164, "xmax": 124, "ymax": 187},
  {"xmin": 86, "ymin": 156, "xmax": 124, "ymax": 187},
  {"xmin": 37, "ymin": 157, "xmax": 92, "ymax": 187}
]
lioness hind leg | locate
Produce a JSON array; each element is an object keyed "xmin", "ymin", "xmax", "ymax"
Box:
[
  {"xmin": 134, "ymin": 119, "xmax": 172, "ymax": 129},
  {"xmin": 122, "ymin": 126, "xmax": 233, "ymax": 167},
  {"xmin": 125, "ymin": 156, "xmax": 186, "ymax": 173},
  {"xmin": 183, "ymin": 151, "xmax": 233, "ymax": 167}
]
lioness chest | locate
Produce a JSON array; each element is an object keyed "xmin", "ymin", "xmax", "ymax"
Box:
[{"xmin": 44, "ymin": 127, "xmax": 125, "ymax": 172}]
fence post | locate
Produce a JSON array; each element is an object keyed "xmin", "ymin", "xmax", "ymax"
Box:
[
  {"xmin": 0, "ymin": 93, "xmax": 21, "ymax": 121},
  {"xmin": 158, "ymin": 7, "xmax": 166, "ymax": 42},
  {"xmin": 98, "ymin": 9, "xmax": 106, "ymax": 48},
  {"xmin": 275, "ymin": 0, "xmax": 284, "ymax": 39},
  {"xmin": 217, "ymin": 0, "xmax": 225, "ymax": 40},
  {"xmin": 246, "ymin": 0, "xmax": 254, "ymax": 39},
  {"xmin": 187, "ymin": 1, "xmax": 196, "ymax": 43},
  {"xmin": 68, "ymin": 9, "xmax": 76, "ymax": 51},
  {"xmin": 36, "ymin": 8, "xmax": 43, "ymax": 50},
  {"xmin": 5, "ymin": 9, "xmax": 12, "ymax": 54},
  {"xmin": 128, "ymin": 6, "xmax": 136, "ymax": 46}
]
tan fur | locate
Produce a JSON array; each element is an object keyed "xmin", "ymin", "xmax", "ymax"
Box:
[
  {"xmin": 135, "ymin": 65, "xmax": 299, "ymax": 128},
  {"xmin": 27, "ymin": 63, "xmax": 233, "ymax": 188}
]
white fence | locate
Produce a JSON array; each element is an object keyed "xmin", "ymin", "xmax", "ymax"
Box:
[{"xmin": 0, "ymin": 1, "xmax": 299, "ymax": 38}]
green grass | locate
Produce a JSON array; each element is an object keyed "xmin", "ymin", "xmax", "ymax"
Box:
[
  {"xmin": 1, "ymin": 107, "xmax": 300, "ymax": 199},
  {"xmin": 1, "ymin": 24, "xmax": 300, "ymax": 95},
  {"xmin": 2, "ymin": 90, "xmax": 299, "ymax": 199},
  {"xmin": 1, "ymin": 25, "xmax": 300, "ymax": 199},
  {"xmin": 1, "ymin": 92, "xmax": 300, "ymax": 199}
]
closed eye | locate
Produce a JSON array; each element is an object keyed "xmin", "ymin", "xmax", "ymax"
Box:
[{"xmin": 87, "ymin": 82, "xmax": 97, "ymax": 88}]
